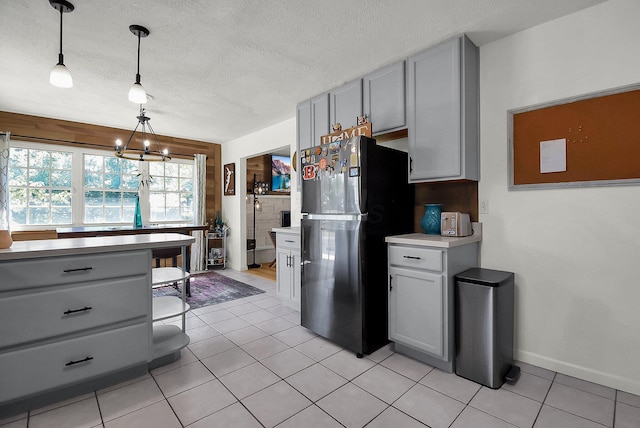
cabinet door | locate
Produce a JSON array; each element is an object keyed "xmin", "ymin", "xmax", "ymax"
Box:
[
  {"xmin": 329, "ymin": 79, "xmax": 362, "ymax": 131},
  {"xmin": 407, "ymin": 37, "xmax": 462, "ymax": 182},
  {"xmin": 291, "ymin": 250, "xmax": 301, "ymax": 310},
  {"xmin": 297, "ymin": 100, "xmax": 312, "ymax": 152},
  {"xmin": 363, "ymin": 61, "xmax": 406, "ymax": 134},
  {"xmin": 276, "ymin": 248, "xmax": 292, "ymax": 301},
  {"xmin": 389, "ymin": 266, "xmax": 444, "ymax": 358},
  {"xmin": 311, "ymin": 93, "xmax": 329, "ymax": 147}
]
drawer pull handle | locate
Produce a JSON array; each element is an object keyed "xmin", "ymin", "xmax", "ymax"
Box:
[
  {"xmin": 63, "ymin": 306, "xmax": 93, "ymax": 315},
  {"xmin": 403, "ymin": 255, "xmax": 421, "ymax": 260},
  {"xmin": 63, "ymin": 267, "xmax": 93, "ymax": 273},
  {"xmin": 65, "ymin": 356, "xmax": 94, "ymax": 367},
  {"xmin": 284, "ymin": 239, "xmax": 295, "ymax": 243}
]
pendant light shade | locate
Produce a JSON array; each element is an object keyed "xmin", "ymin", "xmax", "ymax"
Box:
[
  {"xmin": 50, "ymin": 62, "xmax": 73, "ymax": 88},
  {"xmin": 128, "ymin": 25, "xmax": 149, "ymax": 104},
  {"xmin": 49, "ymin": 0, "xmax": 74, "ymax": 88},
  {"xmin": 128, "ymin": 82, "xmax": 147, "ymax": 104}
]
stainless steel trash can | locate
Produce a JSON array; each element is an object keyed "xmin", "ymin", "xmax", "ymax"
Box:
[{"xmin": 455, "ymin": 268, "xmax": 517, "ymax": 389}]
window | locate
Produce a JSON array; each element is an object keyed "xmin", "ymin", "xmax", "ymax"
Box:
[
  {"xmin": 8, "ymin": 141, "xmax": 194, "ymax": 228},
  {"xmin": 8, "ymin": 146, "xmax": 73, "ymax": 225},
  {"xmin": 148, "ymin": 161, "xmax": 194, "ymax": 222},
  {"xmin": 83, "ymin": 154, "xmax": 139, "ymax": 224}
]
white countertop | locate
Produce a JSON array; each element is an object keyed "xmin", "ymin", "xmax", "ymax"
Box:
[
  {"xmin": 272, "ymin": 226, "xmax": 300, "ymax": 235},
  {"xmin": 0, "ymin": 233, "xmax": 195, "ymax": 261},
  {"xmin": 386, "ymin": 223, "xmax": 482, "ymax": 248}
]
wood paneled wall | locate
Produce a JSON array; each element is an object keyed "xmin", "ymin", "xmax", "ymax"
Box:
[
  {"xmin": 246, "ymin": 154, "xmax": 271, "ymax": 193},
  {"xmin": 0, "ymin": 111, "xmax": 222, "ymax": 222},
  {"xmin": 413, "ymin": 181, "xmax": 478, "ymax": 232}
]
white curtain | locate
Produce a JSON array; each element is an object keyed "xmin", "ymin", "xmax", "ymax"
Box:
[
  {"xmin": 191, "ymin": 154, "xmax": 207, "ymax": 272},
  {"xmin": 0, "ymin": 132, "xmax": 10, "ymax": 231}
]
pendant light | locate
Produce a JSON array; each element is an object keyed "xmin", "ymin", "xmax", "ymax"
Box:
[
  {"xmin": 49, "ymin": 0, "xmax": 74, "ymax": 88},
  {"xmin": 128, "ymin": 25, "xmax": 149, "ymax": 104}
]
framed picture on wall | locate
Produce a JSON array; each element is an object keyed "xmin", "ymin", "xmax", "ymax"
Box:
[{"xmin": 224, "ymin": 163, "xmax": 235, "ymax": 195}]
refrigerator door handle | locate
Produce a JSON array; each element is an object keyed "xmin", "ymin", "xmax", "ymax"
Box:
[{"xmin": 304, "ymin": 213, "xmax": 366, "ymax": 221}]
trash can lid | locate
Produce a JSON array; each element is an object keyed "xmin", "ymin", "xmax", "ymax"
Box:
[{"xmin": 455, "ymin": 268, "xmax": 514, "ymax": 287}]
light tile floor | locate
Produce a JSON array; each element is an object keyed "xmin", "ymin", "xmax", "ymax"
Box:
[{"xmin": 2, "ymin": 269, "xmax": 639, "ymax": 428}]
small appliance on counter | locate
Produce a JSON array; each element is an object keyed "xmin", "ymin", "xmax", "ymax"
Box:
[{"xmin": 441, "ymin": 212, "xmax": 472, "ymax": 237}]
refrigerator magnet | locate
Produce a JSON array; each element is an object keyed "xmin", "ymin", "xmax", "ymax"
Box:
[
  {"xmin": 319, "ymin": 158, "xmax": 328, "ymax": 170},
  {"xmin": 303, "ymin": 165, "xmax": 316, "ymax": 180},
  {"xmin": 349, "ymin": 166, "xmax": 360, "ymax": 177}
]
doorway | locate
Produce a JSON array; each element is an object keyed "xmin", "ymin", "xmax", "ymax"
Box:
[{"xmin": 245, "ymin": 146, "xmax": 292, "ymax": 272}]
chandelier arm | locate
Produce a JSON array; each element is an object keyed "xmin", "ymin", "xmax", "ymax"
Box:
[{"xmin": 124, "ymin": 120, "xmax": 142, "ymax": 150}]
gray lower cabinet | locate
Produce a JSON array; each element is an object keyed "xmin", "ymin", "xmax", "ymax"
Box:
[
  {"xmin": 329, "ymin": 78, "xmax": 362, "ymax": 131},
  {"xmin": 387, "ymin": 240, "xmax": 478, "ymax": 372},
  {"xmin": 407, "ymin": 34, "xmax": 479, "ymax": 182},
  {"xmin": 275, "ymin": 231, "xmax": 301, "ymax": 311},
  {"xmin": 363, "ymin": 61, "xmax": 406, "ymax": 134}
]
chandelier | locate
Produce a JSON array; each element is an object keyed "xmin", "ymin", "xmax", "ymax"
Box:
[{"xmin": 114, "ymin": 106, "xmax": 170, "ymax": 162}]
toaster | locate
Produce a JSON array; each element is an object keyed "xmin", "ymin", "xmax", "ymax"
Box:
[{"xmin": 440, "ymin": 212, "xmax": 472, "ymax": 237}]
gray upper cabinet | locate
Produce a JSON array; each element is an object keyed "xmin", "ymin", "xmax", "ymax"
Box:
[
  {"xmin": 311, "ymin": 93, "xmax": 329, "ymax": 148},
  {"xmin": 329, "ymin": 78, "xmax": 362, "ymax": 131},
  {"xmin": 363, "ymin": 61, "xmax": 406, "ymax": 134},
  {"xmin": 296, "ymin": 100, "xmax": 312, "ymax": 152},
  {"xmin": 407, "ymin": 35, "xmax": 479, "ymax": 182},
  {"xmin": 297, "ymin": 94, "xmax": 329, "ymax": 185}
]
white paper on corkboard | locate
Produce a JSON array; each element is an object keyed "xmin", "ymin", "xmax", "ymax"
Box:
[{"xmin": 540, "ymin": 138, "xmax": 566, "ymax": 173}]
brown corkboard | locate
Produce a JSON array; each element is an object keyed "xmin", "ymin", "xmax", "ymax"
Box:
[{"xmin": 509, "ymin": 85, "xmax": 640, "ymax": 189}]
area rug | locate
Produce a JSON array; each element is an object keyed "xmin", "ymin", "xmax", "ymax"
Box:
[{"xmin": 152, "ymin": 271, "xmax": 265, "ymax": 309}]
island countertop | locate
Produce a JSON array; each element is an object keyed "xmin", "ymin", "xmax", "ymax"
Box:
[{"xmin": 0, "ymin": 233, "xmax": 195, "ymax": 261}]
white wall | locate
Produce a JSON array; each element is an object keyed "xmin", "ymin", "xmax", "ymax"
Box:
[
  {"xmin": 221, "ymin": 118, "xmax": 301, "ymax": 271},
  {"xmin": 480, "ymin": 0, "xmax": 640, "ymax": 394}
]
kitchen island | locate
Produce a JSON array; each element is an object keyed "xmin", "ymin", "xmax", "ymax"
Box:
[{"xmin": 0, "ymin": 233, "xmax": 194, "ymax": 418}]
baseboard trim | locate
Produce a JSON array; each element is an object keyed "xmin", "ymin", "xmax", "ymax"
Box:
[{"xmin": 516, "ymin": 349, "xmax": 640, "ymax": 396}]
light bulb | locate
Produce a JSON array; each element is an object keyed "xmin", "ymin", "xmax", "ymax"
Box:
[
  {"xmin": 50, "ymin": 63, "xmax": 73, "ymax": 88},
  {"xmin": 128, "ymin": 82, "xmax": 147, "ymax": 103},
  {"xmin": 115, "ymin": 139, "xmax": 122, "ymax": 147},
  {"xmin": 144, "ymin": 139, "xmax": 150, "ymax": 148}
]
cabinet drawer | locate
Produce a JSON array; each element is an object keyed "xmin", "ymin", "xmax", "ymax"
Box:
[
  {"xmin": 0, "ymin": 250, "xmax": 149, "ymax": 291},
  {"xmin": 0, "ymin": 323, "xmax": 148, "ymax": 403},
  {"xmin": 276, "ymin": 233, "xmax": 300, "ymax": 250},
  {"xmin": 389, "ymin": 245, "xmax": 443, "ymax": 272},
  {"xmin": 0, "ymin": 276, "xmax": 149, "ymax": 349}
]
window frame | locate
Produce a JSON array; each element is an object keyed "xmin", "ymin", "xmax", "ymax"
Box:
[{"xmin": 8, "ymin": 140, "xmax": 194, "ymax": 231}]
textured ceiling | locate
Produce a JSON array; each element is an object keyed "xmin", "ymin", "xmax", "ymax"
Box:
[{"xmin": 0, "ymin": 0, "xmax": 605, "ymax": 145}]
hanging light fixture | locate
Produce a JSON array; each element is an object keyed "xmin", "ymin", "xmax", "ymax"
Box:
[
  {"xmin": 114, "ymin": 105, "xmax": 170, "ymax": 162},
  {"xmin": 128, "ymin": 24, "xmax": 149, "ymax": 104},
  {"xmin": 49, "ymin": 0, "xmax": 74, "ymax": 88}
]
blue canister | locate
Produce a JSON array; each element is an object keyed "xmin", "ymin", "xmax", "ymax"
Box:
[{"xmin": 421, "ymin": 203, "xmax": 442, "ymax": 234}]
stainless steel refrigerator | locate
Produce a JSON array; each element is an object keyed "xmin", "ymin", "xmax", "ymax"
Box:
[{"xmin": 300, "ymin": 136, "xmax": 413, "ymax": 356}]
